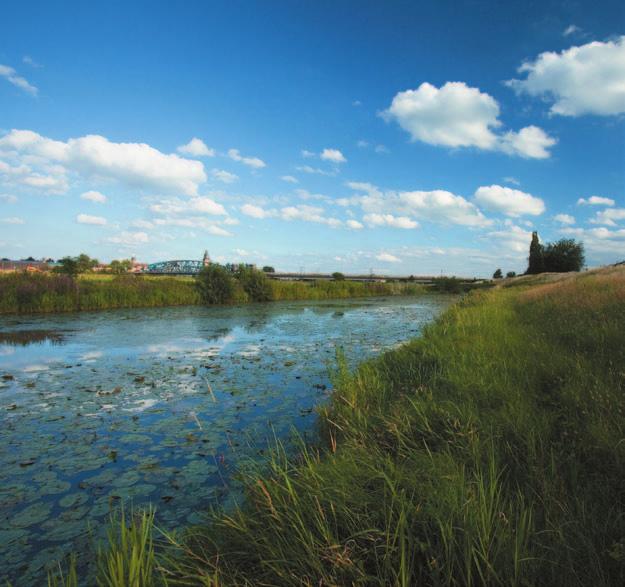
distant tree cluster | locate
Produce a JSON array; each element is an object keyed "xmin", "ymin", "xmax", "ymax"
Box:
[
  {"xmin": 196, "ymin": 264, "xmax": 274, "ymax": 304},
  {"xmin": 492, "ymin": 269, "xmax": 516, "ymax": 279},
  {"xmin": 54, "ymin": 254, "xmax": 99, "ymax": 277},
  {"xmin": 526, "ymin": 232, "xmax": 585, "ymax": 274},
  {"xmin": 332, "ymin": 272, "xmax": 345, "ymax": 281},
  {"xmin": 109, "ymin": 259, "xmax": 133, "ymax": 274}
]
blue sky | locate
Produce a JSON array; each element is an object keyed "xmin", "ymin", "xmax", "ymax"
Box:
[{"xmin": 1, "ymin": 0, "xmax": 624, "ymax": 276}]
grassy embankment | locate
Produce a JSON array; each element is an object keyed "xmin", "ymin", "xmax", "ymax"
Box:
[
  {"xmin": 51, "ymin": 266, "xmax": 625, "ymax": 586},
  {"xmin": 0, "ymin": 273, "xmax": 426, "ymax": 314}
]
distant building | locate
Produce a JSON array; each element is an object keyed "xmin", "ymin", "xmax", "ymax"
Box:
[
  {"xmin": 129, "ymin": 256, "xmax": 148, "ymax": 273},
  {"xmin": 0, "ymin": 259, "xmax": 52, "ymax": 273}
]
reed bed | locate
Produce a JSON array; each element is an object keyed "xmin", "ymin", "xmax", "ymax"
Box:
[{"xmin": 0, "ymin": 273, "xmax": 425, "ymax": 315}]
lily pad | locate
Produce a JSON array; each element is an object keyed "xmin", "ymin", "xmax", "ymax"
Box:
[
  {"xmin": 59, "ymin": 492, "xmax": 89, "ymax": 509},
  {"xmin": 11, "ymin": 502, "xmax": 52, "ymax": 528}
]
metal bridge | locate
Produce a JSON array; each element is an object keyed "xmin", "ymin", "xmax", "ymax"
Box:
[{"xmin": 144, "ymin": 260, "xmax": 206, "ymax": 274}]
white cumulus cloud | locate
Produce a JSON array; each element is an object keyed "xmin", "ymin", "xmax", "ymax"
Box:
[
  {"xmin": 499, "ymin": 126, "xmax": 557, "ymax": 159},
  {"xmin": 383, "ymin": 82, "xmax": 500, "ymax": 149},
  {"xmin": 320, "ymin": 148, "xmax": 347, "ymax": 163},
  {"xmin": 589, "ymin": 208, "xmax": 625, "ymax": 226},
  {"xmin": 382, "ymin": 81, "xmax": 555, "ymax": 158},
  {"xmin": 149, "ymin": 196, "xmax": 226, "ymax": 216},
  {"xmin": 554, "ymin": 213, "xmax": 575, "ymax": 225},
  {"xmin": 211, "ymin": 168, "xmax": 238, "ymax": 183},
  {"xmin": 80, "ymin": 190, "xmax": 107, "ymax": 203},
  {"xmin": 474, "ymin": 185, "xmax": 545, "ymax": 217},
  {"xmin": 363, "ymin": 213, "xmax": 418, "ymax": 229},
  {"xmin": 77, "ymin": 213, "xmax": 107, "ymax": 225},
  {"xmin": 1, "ymin": 216, "xmax": 24, "ymax": 224},
  {"xmin": 485, "ymin": 223, "xmax": 533, "ymax": 253},
  {"xmin": 241, "ymin": 203, "xmax": 272, "ymax": 219},
  {"xmin": 507, "ymin": 36, "xmax": 625, "ymax": 116},
  {"xmin": 376, "ymin": 252, "xmax": 401, "ymax": 263},
  {"xmin": 281, "ymin": 175, "xmax": 298, "ymax": 184},
  {"xmin": 177, "ymin": 138, "xmax": 215, "ymax": 157},
  {"xmin": 280, "ymin": 205, "xmax": 342, "ymax": 227},
  {"xmin": 346, "ymin": 219, "xmax": 364, "ymax": 230},
  {"xmin": 227, "ymin": 148, "xmax": 266, "ymax": 169},
  {"xmin": 577, "ymin": 195, "xmax": 615, "ymax": 206},
  {"xmin": 347, "ymin": 181, "xmax": 491, "ymax": 227},
  {"xmin": 0, "ymin": 129, "xmax": 207, "ymax": 195}
]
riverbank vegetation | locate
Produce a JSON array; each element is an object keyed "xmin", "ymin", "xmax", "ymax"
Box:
[
  {"xmin": 0, "ymin": 273, "xmax": 201, "ymax": 314},
  {"xmin": 0, "ymin": 269, "xmax": 428, "ymax": 314},
  {"xmin": 50, "ymin": 264, "xmax": 625, "ymax": 585}
]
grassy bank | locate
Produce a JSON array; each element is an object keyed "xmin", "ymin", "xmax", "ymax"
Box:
[
  {"xmin": 0, "ymin": 273, "xmax": 426, "ymax": 314},
  {"xmin": 57, "ymin": 265, "xmax": 625, "ymax": 586}
]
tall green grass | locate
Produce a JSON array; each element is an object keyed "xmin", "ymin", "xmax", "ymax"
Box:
[
  {"xmin": 0, "ymin": 272, "xmax": 426, "ymax": 314},
  {"xmin": 51, "ymin": 267, "xmax": 625, "ymax": 585}
]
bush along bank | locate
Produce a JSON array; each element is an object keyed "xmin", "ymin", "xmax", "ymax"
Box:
[{"xmin": 50, "ymin": 266, "xmax": 625, "ymax": 586}]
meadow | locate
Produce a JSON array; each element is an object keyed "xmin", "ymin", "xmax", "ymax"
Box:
[
  {"xmin": 0, "ymin": 272, "xmax": 426, "ymax": 314},
  {"xmin": 48, "ymin": 265, "xmax": 625, "ymax": 586}
]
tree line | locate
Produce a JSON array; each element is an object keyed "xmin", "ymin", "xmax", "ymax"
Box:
[{"xmin": 493, "ymin": 233, "xmax": 585, "ymax": 279}]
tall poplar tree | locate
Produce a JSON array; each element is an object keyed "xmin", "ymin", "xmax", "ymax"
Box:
[{"xmin": 527, "ymin": 231, "xmax": 544, "ymax": 274}]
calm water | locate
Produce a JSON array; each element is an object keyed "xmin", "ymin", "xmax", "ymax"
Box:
[{"xmin": 0, "ymin": 296, "xmax": 450, "ymax": 584}]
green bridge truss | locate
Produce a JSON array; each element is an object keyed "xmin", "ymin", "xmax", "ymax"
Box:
[{"xmin": 144, "ymin": 260, "xmax": 205, "ymax": 274}]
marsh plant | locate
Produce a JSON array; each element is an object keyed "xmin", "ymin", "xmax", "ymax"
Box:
[{"xmin": 1, "ymin": 269, "xmax": 426, "ymax": 314}]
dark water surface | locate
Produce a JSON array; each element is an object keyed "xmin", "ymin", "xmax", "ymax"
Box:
[{"xmin": 0, "ymin": 296, "xmax": 450, "ymax": 583}]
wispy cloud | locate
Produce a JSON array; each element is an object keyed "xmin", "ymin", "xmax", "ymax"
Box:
[{"xmin": 0, "ymin": 64, "xmax": 38, "ymax": 95}]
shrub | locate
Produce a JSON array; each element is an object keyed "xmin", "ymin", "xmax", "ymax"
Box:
[
  {"xmin": 196, "ymin": 264, "xmax": 238, "ymax": 304},
  {"xmin": 55, "ymin": 256, "xmax": 79, "ymax": 277},
  {"xmin": 506, "ymin": 271, "xmax": 516, "ymax": 278},
  {"xmin": 237, "ymin": 266, "xmax": 274, "ymax": 302},
  {"xmin": 262, "ymin": 266, "xmax": 275, "ymax": 273},
  {"xmin": 332, "ymin": 272, "xmax": 345, "ymax": 281},
  {"xmin": 431, "ymin": 276, "xmax": 465, "ymax": 294}
]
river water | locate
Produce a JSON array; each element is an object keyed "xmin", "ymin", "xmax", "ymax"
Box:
[{"xmin": 0, "ymin": 296, "xmax": 450, "ymax": 583}]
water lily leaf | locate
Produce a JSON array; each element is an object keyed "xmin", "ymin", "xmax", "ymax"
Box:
[
  {"xmin": 11, "ymin": 502, "xmax": 52, "ymax": 528},
  {"xmin": 59, "ymin": 492, "xmax": 89, "ymax": 509}
]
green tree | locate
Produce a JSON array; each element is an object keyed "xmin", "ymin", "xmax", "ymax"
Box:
[
  {"xmin": 76, "ymin": 253, "xmax": 99, "ymax": 273},
  {"xmin": 262, "ymin": 266, "xmax": 275, "ymax": 273},
  {"xmin": 526, "ymin": 231, "xmax": 544, "ymax": 274},
  {"xmin": 506, "ymin": 271, "xmax": 517, "ymax": 278},
  {"xmin": 109, "ymin": 259, "xmax": 133, "ymax": 274},
  {"xmin": 196, "ymin": 264, "xmax": 237, "ymax": 304},
  {"xmin": 493, "ymin": 268, "xmax": 503, "ymax": 279},
  {"xmin": 237, "ymin": 266, "xmax": 273, "ymax": 302},
  {"xmin": 332, "ymin": 272, "xmax": 345, "ymax": 281},
  {"xmin": 543, "ymin": 239, "xmax": 585, "ymax": 272},
  {"xmin": 55, "ymin": 256, "xmax": 79, "ymax": 277}
]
